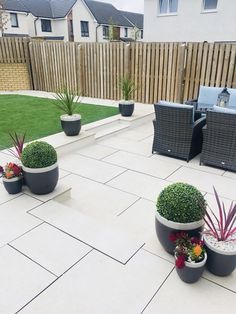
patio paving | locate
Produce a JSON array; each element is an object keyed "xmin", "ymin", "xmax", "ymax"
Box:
[{"xmin": 0, "ymin": 98, "xmax": 235, "ymax": 313}]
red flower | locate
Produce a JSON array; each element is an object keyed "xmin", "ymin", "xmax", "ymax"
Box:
[
  {"xmin": 175, "ymin": 255, "xmax": 185, "ymax": 269},
  {"xmin": 169, "ymin": 233, "xmax": 177, "ymax": 242},
  {"xmin": 12, "ymin": 164, "xmax": 21, "ymax": 176}
]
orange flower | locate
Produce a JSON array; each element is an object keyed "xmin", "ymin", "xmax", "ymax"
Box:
[
  {"xmin": 193, "ymin": 244, "xmax": 202, "ymax": 257},
  {"xmin": 6, "ymin": 171, "xmax": 14, "ymax": 179}
]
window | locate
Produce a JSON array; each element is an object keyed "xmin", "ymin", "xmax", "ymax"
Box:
[
  {"xmin": 203, "ymin": 0, "xmax": 218, "ymax": 10},
  {"xmin": 80, "ymin": 21, "xmax": 89, "ymax": 37},
  {"xmin": 103, "ymin": 26, "xmax": 109, "ymax": 39},
  {"xmin": 159, "ymin": 0, "xmax": 178, "ymax": 14},
  {"xmin": 10, "ymin": 13, "xmax": 19, "ymax": 28},
  {"xmin": 124, "ymin": 27, "xmax": 128, "ymax": 38},
  {"xmin": 41, "ymin": 19, "xmax": 52, "ymax": 32}
]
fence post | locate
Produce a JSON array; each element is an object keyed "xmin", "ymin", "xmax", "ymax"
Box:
[
  {"xmin": 176, "ymin": 43, "xmax": 186, "ymax": 103},
  {"xmin": 77, "ymin": 43, "xmax": 84, "ymax": 96},
  {"xmin": 124, "ymin": 43, "xmax": 131, "ymax": 78},
  {"xmin": 23, "ymin": 38, "xmax": 34, "ymax": 90}
]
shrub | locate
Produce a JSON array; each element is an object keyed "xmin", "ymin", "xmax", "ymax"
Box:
[
  {"xmin": 157, "ymin": 182, "xmax": 206, "ymax": 223},
  {"xmin": 21, "ymin": 141, "xmax": 57, "ymax": 168}
]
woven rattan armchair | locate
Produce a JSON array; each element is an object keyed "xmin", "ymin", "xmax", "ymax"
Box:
[
  {"xmin": 200, "ymin": 109, "xmax": 236, "ymax": 171},
  {"xmin": 152, "ymin": 102, "xmax": 206, "ymax": 162}
]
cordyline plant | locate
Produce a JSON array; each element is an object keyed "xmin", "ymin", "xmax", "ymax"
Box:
[
  {"xmin": 8, "ymin": 132, "xmax": 26, "ymax": 160},
  {"xmin": 55, "ymin": 87, "xmax": 80, "ymax": 116},
  {"xmin": 120, "ymin": 76, "xmax": 136, "ymax": 101},
  {"xmin": 204, "ymin": 187, "xmax": 236, "ymax": 241}
]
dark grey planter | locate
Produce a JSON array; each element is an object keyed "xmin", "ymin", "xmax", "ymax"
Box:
[
  {"xmin": 155, "ymin": 212, "xmax": 204, "ymax": 255},
  {"xmin": 119, "ymin": 101, "xmax": 134, "ymax": 117},
  {"xmin": 2, "ymin": 176, "xmax": 23, "ymax": 194},
  {"xmin": 60, "ymin": 114, "xmax": 81, "ymax": 136},
  {"xmin": 175, "ymin": 253, "xmax": 207, "ymax": 283},
  {"xmin": 22, "ymin": 163, "xmax": 59, "ymax": 195},
  {"xmin": 204, "ymin": 235, "xmax": 236, "ymax": 276}
]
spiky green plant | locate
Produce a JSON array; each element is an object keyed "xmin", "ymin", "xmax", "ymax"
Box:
[
  {"xmin": 120, "ymin": 77, "xmax": 136, "ymax": 101},
  {"xmin": 55, "ymin": 87, "xmax": 80, "ymax": 116}
]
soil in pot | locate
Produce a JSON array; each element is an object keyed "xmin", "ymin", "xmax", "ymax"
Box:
[
  {"xmin": 60, "ymin": 114, "xmax": 81, "ymax": 136},
  {"xmin": 119, "ymin": 102, "xmax": 134, "ymax": 117},
  {"xmin": 2, "ymin": 176, "xmax": 23, "ymax": 194}
]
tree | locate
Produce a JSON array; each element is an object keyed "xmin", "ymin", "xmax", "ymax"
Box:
[{"xmin": 0, "ymin": 0, "xmax": 8, "ymax": 36}]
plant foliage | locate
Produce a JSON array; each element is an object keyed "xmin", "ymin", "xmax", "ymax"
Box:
[
  {"xmin": 157, "ymin": 182, "xmax": 206, "ymax": 223},
  {"xmin": 0, "ymin": 162, "xmax": 22, "ymax": 179},
  {"xmin": 21, "ymin": 141, "xmax": 57, "ymax": 168},
  {"xmin": 204, "ymin": 187, "xmax": 236, "ymax": 241},
  {"xmin": 120, "ymin": 77, "xmax": 136, "ymax": 101},
  {"xmin": 55, "ymin": 87, "xmax": 80, "ymax": 115},
  {"xmin": 8, "ymin": 132, "xmax": 26, "ymax": 159}
]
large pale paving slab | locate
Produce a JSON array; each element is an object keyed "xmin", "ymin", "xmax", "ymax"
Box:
[
  {"xmin": 20, "ymin": 250, "xmax": 173, "ymax": 314},
  {"xmin": 59, "ymin": 174, "xmax": 138, "ymax": 219},
  {"xmin": 114, "ymin": 124, "xmax": 154, "ymax": 141},
  {"xmin": 103, "ymin": 151, "xmax": 180, "ymax": 179},
  {"xmin": 59, "ymin": 153, "xmax": 125, "ymax": 183},
  {"xmin": 0, "ymin": 245, "xmax": 55, "ymax": 314},
  {"xmin": 75, "ymin": 144, "xmax": 118, "ymax": 160},
  {"xmin": 11, "ymin": 223, "xmax": 92, "ymax": 276},
  {"xmin": 30, "ymin": 201, "xmax": 144, "ymax": 264},
  {"xmin": 107, "ymin": 170, "xmax": 170, "ymax": 201},
  {"xmin": 0, "ymin": 195, "xmax": 42, "ymax": 247},
  {"xmin": 144, "ymin": 270, "xmax": 236, "ymax": 314},
  {"xmin": 168, "ymin": 166, "xmax": 236, "ymax": 199}
]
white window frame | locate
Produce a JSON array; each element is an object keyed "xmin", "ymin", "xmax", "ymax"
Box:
[
  {"xmin": 157, "ymin": 0, "xmax": 178, "ymax": 16},
  {"xmin": 202, "ymin": 0, "xmax": 218, "ymax": 13}
]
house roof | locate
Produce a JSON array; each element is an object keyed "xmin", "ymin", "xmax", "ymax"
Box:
[
  {"xmin": 3, "ymin": 0, "xmax": 76, "ymax": 18},
  {"xmin": 120, "ymin": 11, "xmax": 143, "ymax": 29},
  {"xmin": 84, "ymin": 0, "xmax": 132, "ymax": 27}
]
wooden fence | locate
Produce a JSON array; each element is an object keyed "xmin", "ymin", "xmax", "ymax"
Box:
[{"xmin": 0, "ymin": 38, "xmax": 236, "ymax": 103}]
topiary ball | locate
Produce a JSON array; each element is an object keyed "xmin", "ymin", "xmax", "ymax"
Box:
[
  {"xmin": 157, "ymin": 182, "xmax": 206, "ymax": 223},
  {"xmin": 21, "ymin": 141, "xmax": 57, "ymax": 169}
]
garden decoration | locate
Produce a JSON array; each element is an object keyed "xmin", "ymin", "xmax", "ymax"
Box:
[
  {"xmin": 203, "ymin": 187, "xmax": 236, "ymax": 276},
  {"xmin": 0, "ymin": 163, "xmax": 23, "ymax": 194},
  {"xmin": 119, "ymin": 76, "xmax": 136, "ymax": 117},
  {"xmin": 156, "ymin": 182, "xmax": 206, "ymax": 254}
]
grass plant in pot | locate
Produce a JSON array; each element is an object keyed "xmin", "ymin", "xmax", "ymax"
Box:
[
  {"xmin": 156, "ymin": 182, "xmax": 206, "ymax": 254},
  {"xmin": 172, "ymin": 232, "xmax": 207, "ymax": 283},
  {"xmin": 0, "ymin": 163, "xmax": 23, "ymax": 194},
  {"xmin": 203, "ymin": 187, "xmax": 236, "ymax": 276},
  {"xmin": 21, "ymin": 141, "xmax": 58, "ymax": 195},
  {"xmin": 119, "ymin": 76, "xmax": 136, "ymax": 117},
  {"xmin": 55, "ymin": 87, "xmax": 81, "ymax": 136}
]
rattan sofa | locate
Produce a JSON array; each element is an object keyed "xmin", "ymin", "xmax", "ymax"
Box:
[
  {"xmin": 200, "ymin": 108, "xmax": 236, "ymax": 171},
  {"xmin": 152, "ymin": 102, "xmax": 206, "ymax": 162}
]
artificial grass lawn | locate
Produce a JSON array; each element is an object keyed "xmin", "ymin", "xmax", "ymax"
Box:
[{"xmin": 0, "ymin": 95, "xmax": 119, "ymax": 149}]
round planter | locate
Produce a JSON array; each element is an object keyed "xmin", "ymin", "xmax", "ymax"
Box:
[
  {"xmin": 175, "ymin": 253, "xmax": 207, "ymax": 283},
  {"xmin": 204, "ymin": 235, "xmax": 236, "ymax": 276},
  {"xmin": 60, "ymin": 114, "xmax": 81, "ymax": 136},
  {"xmin": 2, "ymin": 176, "xmax": 23, "ymax": 194},
  {"xmin": 119, "ymin": 101, "xmax": 134, "ymax": 117},
  {"xmin": 155, "ymin": 212, "xmax": 204, "ymax": 255},
  {"xmin": 22, "ymin": 163, "xmax": 59, "ymax": 195}
]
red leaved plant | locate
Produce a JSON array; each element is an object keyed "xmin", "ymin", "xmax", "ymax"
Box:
[
  {"xmin": 204, "ymin": 187, "xmax": 236, "ymax": 241},
  {"xmin": 8, "ymin": 132, "xmax": 26, "ymax": 159}
]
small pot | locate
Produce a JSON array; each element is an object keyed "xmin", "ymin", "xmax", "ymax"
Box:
[
  {"xmin": 2, "ymin": 176, "xmax": 23, "ymax": 194},
  {"xmin": 22, "ymin": 163, "xmax": 59, "ymax": 195},
  {"xmin": 204, "ymin": 235, "xmax": 236, "ymax": 276},
  {"xmin": 60, "ymin": 114, "xmax": 81, "ymax": 136},
  {"xmin": 155, "ymin": 212, "xmax": 204, "ymax": 255},
  {"xmin": 119, "ymin": 101, "xmax": 134, "ymax": 117},
  {"xmin": 175, "ymin": 253, "xmax": 207, "ymax": 283}
]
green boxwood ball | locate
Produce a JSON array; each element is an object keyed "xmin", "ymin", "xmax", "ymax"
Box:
[
  {"xmin": 156, "ymin": 182, "xmax": 206, "ymax": 223},
  {"xmin": 22, "ymin": 141, "xmax": 57, "ymax": 168}
]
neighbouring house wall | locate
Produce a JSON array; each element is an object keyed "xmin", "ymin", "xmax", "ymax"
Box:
[
  {"xmin": 35, "ymin": 18, "xmax": 69, "ymax": 40},
  {"xmin": 0, "ymin": 63, "xmax": 30, "ymax": 90},
  {"xmin": 144, "ymin": 0, "xmax": 236, "ymax": 42},
  {"xmin": 2, "ymin": 12, "xmax": 32, "ymax": 36}
]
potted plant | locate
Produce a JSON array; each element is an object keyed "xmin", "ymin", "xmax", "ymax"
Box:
[
  {"xmin": 55, "ymin": 87, "xmax": 81, "ymax": 136},
  {"xmin": 119, "ymin": 76, "xmax": 136, "ymax": 117},
  {"xmin": 21, "ymin": 141, "xmax": 58, "ymax": 195},
  {"xmin": 156, "ymin": 182, "xmax": 206, "ymax": 254},
  {"xmin": 8, "ymin": 132, "xmax": 26, "ymax": 160},
  {"xmin": 172, "ymin": 232, "xmax": 207, "ymax": 283},
  {"xmin": 0, "ymin": 163, "xmax": 23, "ymax": 194},
  {"xmin": 203, "ymin": 187, "xmax": 236, "ymax": 276}
]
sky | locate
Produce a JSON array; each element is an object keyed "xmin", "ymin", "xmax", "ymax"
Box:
[{"xmin": 98, "ymin": 0, "xmax": 144, "ymax": 13}]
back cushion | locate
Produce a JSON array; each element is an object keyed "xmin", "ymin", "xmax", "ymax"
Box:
[
  {"xmin": 212, "ymin": 105, "xmax": 236, "ymax": 115},
  {"xmin": 227, "ymin": 88, "xmax": 236, "ymax": 107},
  {"xmin": 198, "ymin": 86, "xmax": 223, "ymax": 106}
]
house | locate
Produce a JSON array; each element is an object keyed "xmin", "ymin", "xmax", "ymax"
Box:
[
  {"xmin": 144, "ymin": 0, "xmax": 236, "ymax": 42},
  {"xmin": 1, "ymin": 0, "xmax": 143, "ymax": 42}
]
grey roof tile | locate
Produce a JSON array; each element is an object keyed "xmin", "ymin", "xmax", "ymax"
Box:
[{"xmin": 120, "ymin": 10, "xmax": 143, "ymax": 29}]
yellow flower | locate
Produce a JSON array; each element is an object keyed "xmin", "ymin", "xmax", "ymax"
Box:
[{"xmin": 193, "ymin": 245, "xmax": 202, "ymax": 257}]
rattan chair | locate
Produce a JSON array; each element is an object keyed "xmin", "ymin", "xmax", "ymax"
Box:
[
  {"xmin": 152, "ymin": 102, "xmax": 206, "ymax": 162},
  {"xmin": 200, "ymin": 110, "xmax": 236, "ymax": 171}
]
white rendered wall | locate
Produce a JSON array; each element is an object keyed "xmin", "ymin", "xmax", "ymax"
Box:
[
  {"xmin": 144, "ymin": 0, "xmax": 236, "ymax": 42},
  {"xmin": 35, "ymin": 18, "xmax": 68, "ymax": 41},
  {"xmin": 2, "ymin": 12, "xmax": 31, "ymax": 36}
]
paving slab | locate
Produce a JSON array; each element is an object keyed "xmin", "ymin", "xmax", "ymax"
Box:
[
  {"xmin": 19, "ymin": 249, "xmax": 173, "ymax": 314},
  {"xmin": 30, "ymin": 200, "xmax": 144, "ymax": 264},
  {"xmin": 0, "ymin": 183, "xmax": 23, "ymax": 205},
  {"xmin": 0, "ymin": 245, "xmax": 55, "ymax": 314},
  {"xmin": 11, "ymin": 223, "xmax": 92, "ymax": 277},
  {"xmin": 75, "ymin": 144, "xmax": 118, "ymax": 160},
  {"xmin": 0, "ymin": 195, "xmax": 42, "ymax": 247},
  {"xmin": 143, "ymin": 270, "xmax": 236, "ymax": 314}
]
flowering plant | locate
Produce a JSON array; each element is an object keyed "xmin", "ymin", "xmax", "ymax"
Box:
[
  {"xmin": 170, "ymin": 232, "xmax": 206, "ymax": 269},
  {"xmin": 0, "ymin": 163, "xmax": 22, "ymax": 179}
]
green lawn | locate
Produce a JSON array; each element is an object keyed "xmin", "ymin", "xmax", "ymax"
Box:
[{"xmin": 0, "ymin": 95, "xmax": 118, "ymax": 149}]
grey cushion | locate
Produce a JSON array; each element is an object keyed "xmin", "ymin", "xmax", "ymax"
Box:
[
  {"xmin": 198, "ymin": 86, "xmax": 223, "ymax": 106},
  {"xmin": 212, "ymin": 105, "xmax": 236, "ymax": 114},
  {"xmin": 227, "ymin": 88, "xmax": 236, "ymax": 107}
]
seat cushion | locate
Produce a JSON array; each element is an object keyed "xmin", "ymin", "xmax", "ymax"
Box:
[{"xmin": 198, "ymin": 86, "xmax": 223, "ymax": 107}]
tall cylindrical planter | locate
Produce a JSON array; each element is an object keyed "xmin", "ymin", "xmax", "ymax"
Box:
[
  {"xmin": 22, "ymin": 163, "xmax": 59, "ymax": 195},
  {"xmin": 60, "ymin": 114, "xmax": 81, "ymax": 136},
  {"xmin": 2, "ymin": 176, "xmax": 23, "ymax": 194},
  {"xmin": 119, "ymin": 101, "xmax": 134, "ymax": 117},
  {"xmin": 204, "ymin": 235, "xmax": 236, "ymax": 276},
  {"xmin": 155, "ymin": 212, "xmax": 204, "ymax": 255},
  {"xmin": 175, "ymin": 253, "xmax": 207, "ymax": 283}
]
